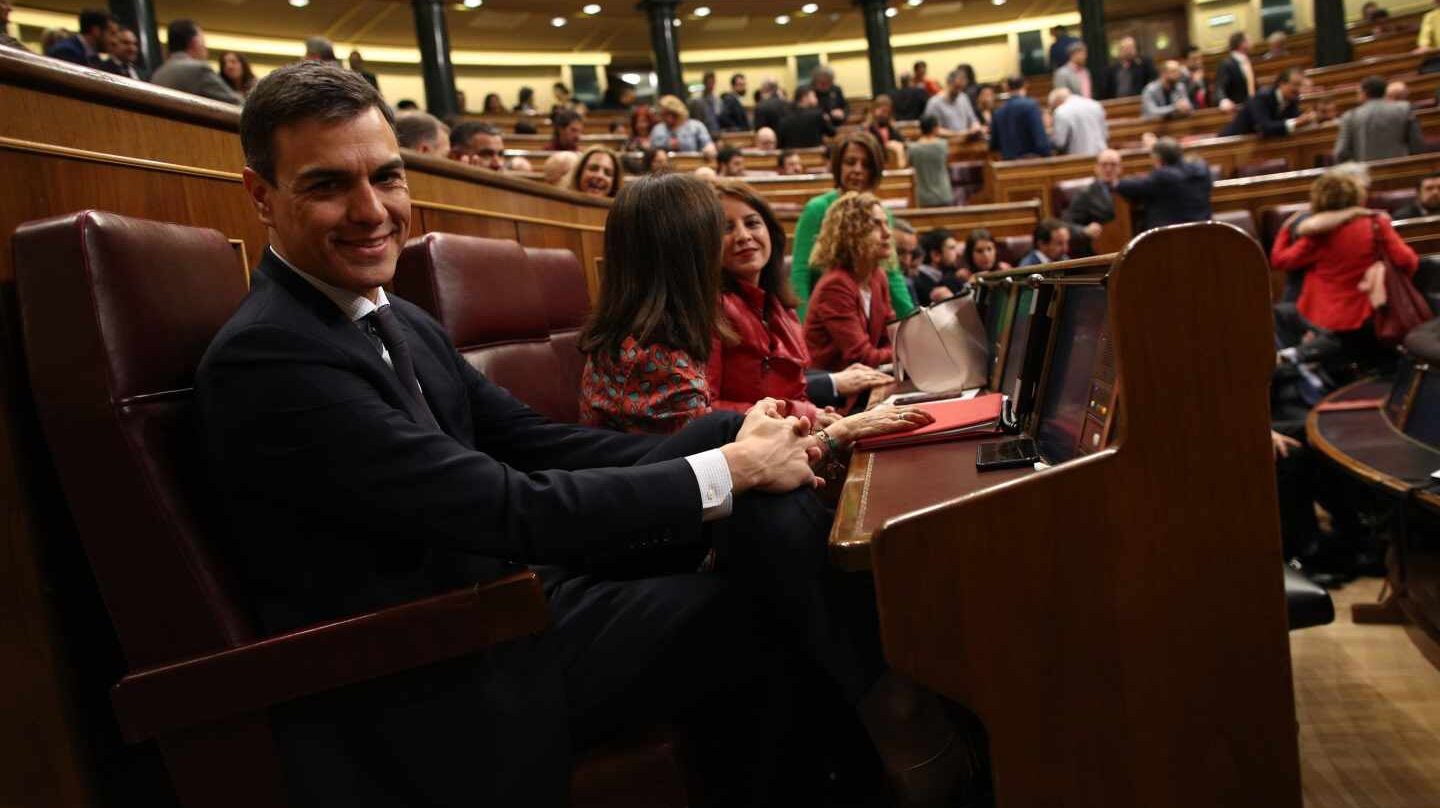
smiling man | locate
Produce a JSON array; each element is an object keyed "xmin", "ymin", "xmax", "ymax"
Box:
[{"xmin": 197, "ymin": 62, "xmax": 835, "ymax": 806}]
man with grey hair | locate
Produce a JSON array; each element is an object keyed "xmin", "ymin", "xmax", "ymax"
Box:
[
  {"xmin": 1053, "ymin": 42, "xmax": 1093, "ymax": 98},
  {"xmin": 1100, "ymin": 35, "xmax": 1156, "ymax": 99},
  {"xmin": 809, "ymin": 65, "xmax": 848, "ymax": 124},
  {"xmin": 1049, "ymin": 86, "xmax": 1108, "ymax": 156},
  {"xmin": 1117, "ymin": 137, "xmax": 1213, "ymax": 232},
  {"xmin": 922, "ymin": 68, "xmax": 982, "ymax": 138},
  {"xmin": 1140, "ymin": 60, "xmax": 1194, "ymax": 120},
  {"xmin": 394, "ymin": 111, "xmax": 448, "ymax": 154}
]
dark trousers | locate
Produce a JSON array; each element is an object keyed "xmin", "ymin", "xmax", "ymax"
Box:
[{"xmin": 271, "ymin": 413, "xmax": 832, "ymax": 807}]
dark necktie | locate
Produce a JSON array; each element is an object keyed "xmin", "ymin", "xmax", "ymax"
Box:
[{"xmin": 364, "ymin": 304, "xmax": 438, "ymax": 428}]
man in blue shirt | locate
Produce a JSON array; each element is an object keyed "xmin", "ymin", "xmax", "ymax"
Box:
[
  {"xmin": 1049, "ymin": 25, "xmax": 1080, "ymax": 72},
  {"xmin": 991, "ymin": 75, "xmax": 1053, "ymax": 160}
]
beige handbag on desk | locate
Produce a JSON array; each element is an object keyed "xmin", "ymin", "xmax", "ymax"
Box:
[{"xmin": 891, "ymin": 292, "xmax": 990, "ymax": 392}]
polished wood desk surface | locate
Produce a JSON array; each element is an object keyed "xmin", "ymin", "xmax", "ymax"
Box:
[
  {"xmin": 830, "ymin": 431, "xmax": 1032, "ymax": 572},
  {"xmin": 1307, "ymin": 378, "xmax": 1440, "ymax": 498}
]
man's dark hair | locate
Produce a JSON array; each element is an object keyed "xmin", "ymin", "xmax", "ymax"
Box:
[
  {"xmin": 396, "ymin": 99, "xmax": 419, "ymax": 110},
  {"xmin": 167, "ymin": 19, "xmax": 200, "ymax": 56},
  {"xmin": 1184, "ymin": 45, "xmax": 1200, "ymax": 57},
  {"xmin": 703, "ymin": 70, "xmax": 716, "ymax": 81},
  {"xmin": 1034, "ymin": 217, "xmax": 1066, "ymax": 245},
  {"xmin": 794, "ymin": 85, "xmax": 817, "ymax": 104},
  {"xmin": 1006, "ymin": 75, "xmax": 1026, "ymax": 92},
  {"xmin": 240, "ymin": 62, "xmax": 393, "ymax": 184},
  {"xmin": 777, "ymin": 149, "xmax": 798, "ymax": 168},
  {"xmin": 718, "ymin": 145, "xmax": 741, "ymax": 165},
  {"xmin": 514, "ymin": 120, "xmax": 539, "ymax": 134},
  {"xmin": 1422, "ymin": 171, "xmax": 1440, "ymax": 186},
  {"xmin": 395, "ymin": 112, "xmax": 444, "ymax": 150},
  {"xmin": 1228, "ymin": 31, "xmax": 1247, "ymax": 51},
  {"xmin": 919, "ymin": 228, "xmax": 953, "ymax": 263},
  {"xmin": 1361, "ymin": 75, "xmax": 1387, "ymax": 99},
  {"xmin": 730, "ymin": 72, "xmax": 745, "ymax": 88},
  {"xmin": 79, "ymin": 9, "xmax": 113, "ymax": 37},
  {"xmin": 1152, "ymin": 136, "xmax": 1183, "ymax": 166},
  {"xmin": 920, "ymin": 115, "xmax": 939, "ymax": 136},
  {"xmin": 914, "ymin": 60, "xmax": 928, "ymax": 71},
  {"xmin": 553, "ymin": 108, "xmax": 583, "ymax": 129},
  {"xmin": 1373, "ymin": 8, "xmax": 1390, "ymax": 20},
  {"xmin": 449, "ymin": 120, "xmax": 500, "ymax": 149}
]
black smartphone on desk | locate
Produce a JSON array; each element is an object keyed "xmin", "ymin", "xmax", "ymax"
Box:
[{"xmin": 976, "ymin": 437, "xmax": 1039, "ymax": 471}]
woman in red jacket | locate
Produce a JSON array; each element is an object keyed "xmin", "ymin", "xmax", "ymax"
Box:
[
  {"xmin": 708, "ymin": 182, "xmax": 906, "ymax": 431},
  {"xmin": 1271, "ymin": 171, "xmax": 1418, "ymax": 354},
  {"xmin": 803, "ymin": 191, "xmax": 897, "ymax": 371}
]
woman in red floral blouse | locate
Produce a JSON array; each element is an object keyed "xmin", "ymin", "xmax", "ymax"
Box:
[{"xmin": 578, "ymin": 173, "xmax": 726, "ymax": 433}]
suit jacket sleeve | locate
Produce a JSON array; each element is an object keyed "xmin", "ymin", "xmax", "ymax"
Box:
[
  {"xmin": 1407, "ymin": 114, "xmax": 1426, "ymax": 155},
  {"xmin": 1333, "ymin": 113, "xmax": 1354, "ymax": 161},
  {"xmin": 1116, "ymin": 174, "xmax": 1156, "ymax": 203},
  {"xmin": 194, "ymin": 66, "xmax": 244, "ymax": 105},
  {"xmin": 1215, "ymin": 60, "xmax": 1239, "ymax": 104},
  {"xmin": 804, "ymin": 370, "xmax": 843, "ymax": 407},
  {"xmin": 1268, "ymin": 226, "xmax": 1321, "ymax": 273},
  {"xmin": 200, "ymin": 324, "xmax": 701, "ymax": 564},
  {"xmin": 1028, "ymin": 106, "xmax": 1053, "ymax": 157}
]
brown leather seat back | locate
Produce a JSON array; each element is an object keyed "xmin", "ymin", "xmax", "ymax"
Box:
[
  {"xmin": 1260, "ymin": 202, "xmax": 1310, "ymax": 251},
  {"xmin": 1368, "ymin": 188, "xmax": 1417, "ymax": 216},
  {"xmin": 1051, "ymin": 177, "xmax": 1093, "ymax": 219},
  {"xmin": 394, "ymin": 233, "xmax": 578, "ymax": 423},
  {"xmin": 13, "ymin": 211, "xmax": 254, "ymax": 669},
  {"xmin": 526, "ymin": 247, "xmax": 592, "ymax": 423},
  {"xmin": 1212, "ymin": 209, "xmax": 1258, "ymax": 241},
  {"xmin": 998, "ymin": 235, "xmax": 1034, "ymax": 266}
]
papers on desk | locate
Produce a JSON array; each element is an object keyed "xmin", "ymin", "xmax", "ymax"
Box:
[{"xmin": 854, "ymin": 392, "xmax": 1005, "ymax": 451}]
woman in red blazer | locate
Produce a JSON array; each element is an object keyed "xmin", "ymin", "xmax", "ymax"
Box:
[
  {"xmin": 1271, "ymin": 172, "xmax": 1418, "ymax": 338},
  {"xmin": 707, "ymin": 182, "xmax": 894, "ymax": 424},
  {"xmin": 803, "ymin": 191, "xmax": 897, "ymax": 372}
]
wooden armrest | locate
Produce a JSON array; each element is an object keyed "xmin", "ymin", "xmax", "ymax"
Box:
[{"xmin": 111, "ymin": 571, "xmax": 548, "ymax": 743}]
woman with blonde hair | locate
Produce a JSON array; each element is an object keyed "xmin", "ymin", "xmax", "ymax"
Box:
[
  {"xmin": 571, "ymin": 146, "xmax": 623, "ymax": 198},
  {"xmin": 1271, "ymin": 167, "xmax": 1418, "ymax": 368},
  {"xmin": 790, "ymin": 131, "xmax": 915, "ymax": 320},
  {"xmin": 803, "ymin": 191, "xmax": 898, "ymax": 371},
  {"xmin": 649, "ymin": 94, "xmax": 716, "ymax": 155}
]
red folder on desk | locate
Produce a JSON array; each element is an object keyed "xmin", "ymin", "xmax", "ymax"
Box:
[{"xmin": 854, "ymin": 393, "xmax": 1004, "ymax": 451}]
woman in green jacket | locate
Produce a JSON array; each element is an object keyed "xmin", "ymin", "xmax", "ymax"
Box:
[{"xmin": 791, "ymin": 130, "xmax": 916, "ymax": 320}]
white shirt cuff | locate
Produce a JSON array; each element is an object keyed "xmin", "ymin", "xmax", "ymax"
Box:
[
  {"xmin": 685, "ymin": 448, "xmax": 734, "ymax": 522},
  {"xmin": 825, "ymin": 373, "xmax": 840, "ymax": 398},
  {"xmin": 1286, "ymin": 117, "xmax": 1298, "ymax": 133}
]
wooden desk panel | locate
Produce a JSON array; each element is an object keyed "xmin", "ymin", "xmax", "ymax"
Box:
[
  {"xmin": 1396, "ymin": 215, "xmax": 1440, "ymax": 254},
  {"xmin": 776, "ymin": 200, "xmax": 1040, "ymax": 242},
  {"xmin": 867, "ymin": 223, "xmax": 1299, "ymax": 808}
]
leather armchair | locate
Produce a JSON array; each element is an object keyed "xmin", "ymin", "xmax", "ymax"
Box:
[
  {"xmin": 11, "ymin": 211, "xmax": 551, "ymax": 807},
  {"xmin": 394, "ymin": 233, "xmax": 587, "ymax": 424}
]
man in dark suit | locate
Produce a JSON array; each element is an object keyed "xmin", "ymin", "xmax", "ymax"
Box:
[
  {"xmin": 150, "ymin": 18, "xmax": 243, "ymax": 104},
  {"xmin": 990, "ymin": 75, "xmax": 1052, "ymax": 160},
  {"xmin": 1221, "ymin": 67, "xmax": 1315, "ymax": 137},
  {"xmin": 199, "ymin": 62, "xmax": 848, "ymax": 807},
  {"xmin": 97, "ymin": 26, "xmax": 147, "ymax": 82},
  {"xmin": 1099, "ymin": 36, "xmax": 1156, "ymax": 99},
  {"xmin": 1395, "ymin": 172, "xmax": 1440, "ymax": 219},
  {"xmin": 752, "ymin": 79, "xmax": 789, "ymax": 133},
  {"xmin": 44, "ymin": 7, "xmax": 113, "ymax": 67},
  {"xmin": 718, "ymin": 72, "xmax": 751, "ymax": 130},
  {"xmin": 1063, "ymin": 149, "xmax": 1122, "ymax": 256},
  {"xmin": 1049, "ymin": 25, "xmax": 1080, "ymax": 72},
  {"xmin": 1214, "ymin": 32, "xmax": 1256, "ymax": 111},
  {"xmin": 1116, "ymin": 137, "xmax": 1213, "ymax": 232}
]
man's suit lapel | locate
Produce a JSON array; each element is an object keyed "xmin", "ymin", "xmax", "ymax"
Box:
[{"xmin": 257, "ymin": 251, "xmax": 436, "ymax": 430}]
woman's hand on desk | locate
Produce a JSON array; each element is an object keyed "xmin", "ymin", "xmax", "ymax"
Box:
[
  {"xmin": 824, "ymin": 405, "xmax": 934, "ymax": 450},
  {"xmin": 833, "ymin": 363, "xmax": 894, "ymax": 396}
]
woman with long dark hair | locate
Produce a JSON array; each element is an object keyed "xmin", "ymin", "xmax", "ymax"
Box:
[{"xmin": 218, "ymin": 51, "xmax": 256, "ymax": 98}]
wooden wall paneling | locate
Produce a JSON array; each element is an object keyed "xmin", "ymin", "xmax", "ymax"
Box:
[
  {"xmin": 871, "ymin": 224, "xmax": 1300, "ymax": 808},
  {"xmin": 415, "ymin": 206, "xmax": 521, "ymax": 243},
  {"xmin": 1395, "ymin": 215, "xmax": 1440, "ymax": 255},
  {"xmin": 775, "ymin": 200, "xmax": 1040, "ymax": 241},
  {"xmin": 1214, "ymin": 151, "xmax": 1440, "ymax": 222}
]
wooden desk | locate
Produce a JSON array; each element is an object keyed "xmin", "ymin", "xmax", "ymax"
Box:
[{"xmin": 840, "ymin": 223, "xmax": 1301, "ymax": 807}]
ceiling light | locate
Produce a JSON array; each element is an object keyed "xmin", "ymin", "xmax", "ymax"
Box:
[
  {"xmin": 991, "ymin": 0, "xmax": 1004, "ymax": 5},
  {"xmin": 693, "ymin": 5, "xmax": 711, "ymax": 16},
  {"xmin": 776, "ymin": 14, "xmax": 791, "ymax": 24},
  {"xmin": 906, "ymin": 0, "xmax": 923, "ymax": 5},
  {"xmin": 885, "ymin": 6, "xmax": 898, "ymax": 16},
  {"xmin": 551, "ymin": 15, "xmax": 567, "ymax": 26},
  {"xmin": 288, "ymin": 0, "xmax": 309, "ymax": 7},
  {"xmin": 461, "ymin": 0, "xmax": 481, "ymax": 7},
  {"xmin": 673, "ymin": 17, "xmax": 681, "ymax": 26},
  {"xmin": 801, "ymin": 2, "xmax": 819, "ymax": 12},
  {"xmin": 582, "ymin": 3, "xmax": 600, "ymax": 13},
  {"xmin": 620, "ymin": 72, "xmax": 643, "ymax": 84}
]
